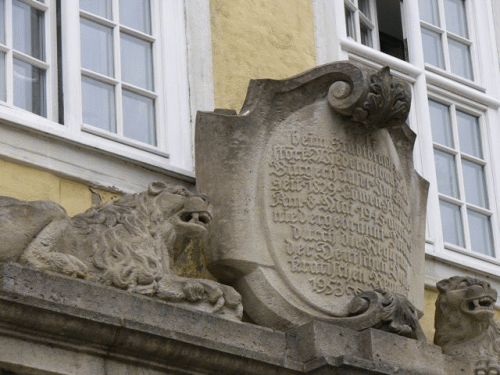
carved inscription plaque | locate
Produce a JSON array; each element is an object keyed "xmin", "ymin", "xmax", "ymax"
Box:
[
  {"xmin": 263, "ymin": 103, "xmax": 411, "ymax": 313},
  {"xmin": 196, "ymin": 61, "xmax": 428, "ymax": 328}
]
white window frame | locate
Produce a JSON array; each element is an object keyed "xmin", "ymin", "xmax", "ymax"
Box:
[
  {"xmin": 314, "ymin": 0, "xmax": 500, "ymax": 283},
  {"xmin": 0, "ymin": 0, "xmax": 213, "ymax": 192},
  {"xmin": 344, "ymin": 0, "xmax": 380, "ymax": 50},
  {"xmin": 1, "ymin": 0, "xmax": 57, "ymax": 120},
  {"xmin": 419, "ymin": 0, "xmax": 480, "ymax": 86}
]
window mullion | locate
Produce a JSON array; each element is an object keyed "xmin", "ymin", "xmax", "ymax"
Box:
[
  {"xmin": 45, "ymin": 0, "xmax": 57, "ymax": 121},
  {"xmin": 112, "ymin": 0, "xmax": 123, "ymax": 137},
  {"xmin": 5, "ymin": 0, "xmax": 12, "ymax": 105},
  {"xmin": 450, "ymin": 104, "xmax": 471, "ymax": 250}
]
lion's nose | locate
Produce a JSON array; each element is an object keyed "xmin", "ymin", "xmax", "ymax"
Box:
[{"xmin": 466, "ymin": 284, "xmax": 487, "ymax": 299}]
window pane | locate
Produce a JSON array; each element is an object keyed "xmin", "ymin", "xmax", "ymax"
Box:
[
  {"xmin": 120, "ymin": 34, "xmax": 153, "ymax": 90},
  {"xmin": 80, "ymin": 0, "xmax": 112, "ymax": 19},
  {"xmin": 0, "ymin": 52, "xmax": 4, "ymax": 101},
  {"xmin": 13, "ymin": 0, "xmax": 44, "ymax": 60},
  {"xmin": 440, "ymin": 200, "xmax": 464, "ymax": 247},
  {"xmin": 80, "ymin": 19, "xmax": 113, "ymax": 77},
  {"xmin": 122, "ymin": 91, "xmax": 156, "ymax": 145},
  {"xmin": 434, "ymin": 149, "xmax": 459, "ymax": 198},
  {"xmin": 360, "ymin": 24, "xmax": 372, "ymax": 47},
  {"xmin": 448, "ymin": 39, "xmax": 473, "ymax": 80},
  {"xmin": 13, "ymin": 59, "xmax": 45, "ymax": 116},
  {"xmin": 345, "ymin": 7, "xmax": 356, "ymax": 39},
  {"xmin": 0, "ymin": 0, "xmax": 5, "ymax": 44},
  {"xmin": 429, "ymin": 100, "xmax": 453, "ymax": 148},
  {"xmin": 359, "ymin": 0, "xmax": 371, "ymax": 19},
  {"xmin": 444, "ymin": 0, "xmax": 468, "ymax": 38},
  {"xmin": 119, "ymin": 0, "xmax": 151, "ymax": 34},
  {"xmin": 468, "ymin": 210, "xmax": 494, "ymax": 257},
  {"xmin": 462, "ymin": 160, "xmax": 488, "ymax": 208},
  {"xmin": 82, "ymin": 77, "xmax": 115, "ymax": 132},
  {"xmin": 419, "ymin": 0, "xmax": 439, "ymax": 26},
  {"xmin": 457, "ymin": 111, "xmax": 482, "ymax": 158},
  {"xmin": 421, "ymin": 28, "xmax": 444, "ymax": 69}
]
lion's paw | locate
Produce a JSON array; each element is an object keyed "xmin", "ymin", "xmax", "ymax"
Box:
[
  {"xmin": 475, "ymin": 357, "xmax": 500, "ymax": 375},
  {"xmin": 155, "ymin": 276, "xmax": 243, "ymax": 320},
  {"xmin": 29, "ymin": 252, "xmax": 88, "ymax": 279}
]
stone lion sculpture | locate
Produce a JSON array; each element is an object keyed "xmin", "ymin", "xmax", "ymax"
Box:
[
  {"xmin": 434, "ymin": 276, "xmax": 500, "ymax": 373},
  {"xmin": 0, "ymin": 182, "xmax": 242, "ymax": 320}
]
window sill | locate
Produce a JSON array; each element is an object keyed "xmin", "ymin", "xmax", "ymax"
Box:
[
  {"xmin": 340, "ymin": 38, "xmax": 422, "ymax": 79},
  {"xmin": 424, "ymin": 64, "xmax": 486, "ymax": 93},
  {"xmin": 425, "ymin": 242, "xmax": 500, "ymax": 295},
  {"xmin": 0, "ymin": 105, "xmax": 195, "ymax": 192}
]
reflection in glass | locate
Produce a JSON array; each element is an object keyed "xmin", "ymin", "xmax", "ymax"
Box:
[
  {"xmin": 360, "ymin": 24, "xmax": 372, "ymax": 47},
  {"xmin": 0, "ymin": 52, "xmax": 4, "ymax": 101},
  {"xmin": 80, "ymin": 0, "xmax": 112, "ymax": 19},
  {"xmin": 468, "ymin": 210, "xmax": 494, "ymax": 257},
  {"xmin": 345, "ymin": 7, "xmax": 356, "ymax": 40},
  {"xmin": 429, "ymin": 100, "xmax": 453, "ymax": 147},
  {"xmin": 0, "ymin": 0, "xmax": 5, "ymax": 44},
  {"xmin": 457, "ymin": 111, "xmax": 482, "ymax": 158},
  {"xmin": 444, "ymin": 0, "xmax": 468, "ymax": 38},
  {"xmin": 120, "ymin": 34, "xmax": 153, "ymax": 90},
  {"xmin": 359, "ymin": 0, "xmax": 371, "ymax": 19},
  {"xmin": 448, "ymin": 39, "xmax": 473, "ymax": 80},
  {"xmin": 421, "ymin": 28, "xmax": 444, "ymax": 69},
  {"xmin": 434, "ymin": 149, "xmax": 459, "ymax": 198},
  {"xmin": 119, "ymin": 0, "xmax": 151, "ymax": 34},
  {"xmin": 419, "ymin": 0, "xmax": 439, "ymax": 26},
  {"xmin": 440, "ymin": 200, "xmax": 464, "ymax": 247},
  {"xmin": 82, "ymin": 77, "xmax": 115, "ymax": 132},
  {"xmin": 13, "ymin": 0, "xmax": 44, "ymax": 60},
  {"xmin": 122, "ymin": 91, "xmax": 156, "ymax": 145},
  {"xmin": 462, "ymin": 160, "xmax": 488, "ymax": 208},
  {"xmin": 80, "ymin": 19, "xmax": 114, "ymax": 77},
  {"xmin": 14, "ymin": 59, "xmax": 45, "ymax": 116}
]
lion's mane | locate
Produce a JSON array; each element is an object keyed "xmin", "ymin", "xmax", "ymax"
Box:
[{"xmin": 70, "ymin": 183, "xmax": 206, "ymax": 295}]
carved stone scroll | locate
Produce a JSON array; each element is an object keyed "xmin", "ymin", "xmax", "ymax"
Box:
[{"xmin": 195, "ymin": 61, "xmax": 428, "ymax": 333}]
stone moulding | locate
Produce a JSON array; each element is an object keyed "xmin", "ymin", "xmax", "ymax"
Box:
[
  {"xmin": 195, "ymin": 61, "xmax": 429, "ymax": 333},
  {"xmin": 0, "ymin": 263, "xmax": 472, "ymax": 375}
]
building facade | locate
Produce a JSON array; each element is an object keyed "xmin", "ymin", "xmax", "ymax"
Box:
[{"xmin": 1, "ymin": 0, "xmax": 500, "ymax": 342}]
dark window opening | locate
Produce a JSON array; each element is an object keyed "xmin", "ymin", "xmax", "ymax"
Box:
[{"xmin": 376, "ymin": 0, "xmax": 407, "ymax": 60}]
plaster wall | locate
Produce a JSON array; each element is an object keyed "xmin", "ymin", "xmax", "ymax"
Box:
[
  {"xmin": 210, "ymin": 0, "xmax": 316, "ymax": 111},
  {"xmin": 0, "ymin": 159, "xmax": 119, "ymax": 216}
]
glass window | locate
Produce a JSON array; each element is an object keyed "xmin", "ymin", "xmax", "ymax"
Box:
[
  {"xmin": 344, "ymin": 0, "xmax": 406, "ymax": 60},
  {"xmin": 344, "ymin": 0, "xmax": 376, "ymax": 48},
  {"xmin": 0, "ymin": 0, "xmax": 52, "ymax": 117},
  {"xmin": 80, "ymin": 0, "xmax": 157, "ymax": 146},
  {"xmin": 419, "ymin": 0, "xmax": 474, "ymax": 80},
  {"xmin": 429, "ymin": 99, "xmax": 494, "ymax": 257}
]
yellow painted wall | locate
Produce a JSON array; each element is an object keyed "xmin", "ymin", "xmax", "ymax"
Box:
[
  {"xmin": 0, "ymin": 160, "xmax": 119, "ymax": 216},
  {"xmin": 210, "ymin": 0, "xmax": 316, "ymax": 111}
]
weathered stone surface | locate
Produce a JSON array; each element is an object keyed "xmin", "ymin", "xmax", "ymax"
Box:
[
  {"xmin": 434, "ymin": 276, "xmax": 500, "ymax": 373},
  {"xmin": 0, "ymin": 182, "xmax": 242, "ymax": 321},
  {"xmin": 0, "ymin": 264, "xmax": 472, "ymax": 374},
  {"xmin": 195, "ymin": 61, "xmax": 428, "ymax": 330}
]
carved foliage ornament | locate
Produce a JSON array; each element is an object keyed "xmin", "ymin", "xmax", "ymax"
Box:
[
  {"xmin": 0, "ymin": 182, "xmax": 242, "ymax": 321},
  {"xmin": 327, "ymin": 66, "xmax": 411, "ymax": 129}
]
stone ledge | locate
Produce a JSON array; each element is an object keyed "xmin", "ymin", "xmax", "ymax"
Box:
[{"xmin": 0, "ymin": 264, "xmax": 471, "ymax": 374}]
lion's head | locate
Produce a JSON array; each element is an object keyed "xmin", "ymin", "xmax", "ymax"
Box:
[
  {"xmin": 71, "ymin": 182, "xmax": 212, "ymax": 294},
  {"xmin": 434, "ymin": 276, "xmax": 497, "ymax": 350}
]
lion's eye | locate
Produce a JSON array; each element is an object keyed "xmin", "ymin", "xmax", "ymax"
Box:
[{"xmin": 458, "ymin": 281, "xmax": 470, "ymax": 289}]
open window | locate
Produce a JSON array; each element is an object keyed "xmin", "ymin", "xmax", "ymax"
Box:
[{"xmin": 344, "ymin": 0, "xmax": 406, "ymax": 60}]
